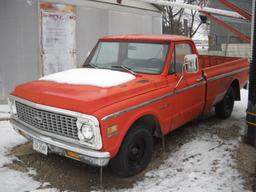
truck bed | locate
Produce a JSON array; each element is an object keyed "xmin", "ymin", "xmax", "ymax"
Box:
[
  {"xmin": 199, "ymin": 55, "xmax": 249, "ymax": 114},
  {"xmin": 199, "ymin": 55, "xmax": 239, "ymax": 68}
]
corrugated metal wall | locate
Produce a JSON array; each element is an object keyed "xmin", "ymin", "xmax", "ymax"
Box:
[
  {"xmin": 76, "ymin": 4, "xmax": 162, "ymax": 66},
  {"xmin": 0, "ymin": 0, "xmax": 162, "ymax": 103},
  {"xmin": 0, "ymin": 0, "xmax": 40, "ymax": 103},
  {"xmin": 76, "ymin": 7, "xmax": 109, "ymax": 66}
]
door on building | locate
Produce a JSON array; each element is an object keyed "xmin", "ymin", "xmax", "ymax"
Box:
[{"xmin": 40, "ymin": 3, "xmax": 76, "ymax": 76}]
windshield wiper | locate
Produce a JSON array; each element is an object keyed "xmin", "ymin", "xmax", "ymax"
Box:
[
  {"xmin": 86, "ymin": 63, "xmax": 99, "ymax": 68},
  {"xmin": 111, "ymin": 65, "xmax": 138, "ymax": 76}
]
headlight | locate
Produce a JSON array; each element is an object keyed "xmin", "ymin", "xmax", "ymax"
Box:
[
  {"xmin": 77, "ymin": 121, "xmax": 94, "ymax": 141},
  {"xmin": 8, "ymin": 98, "xmax": 17, "ymax": 115},
  {"xmin": 76, "ymin": 117, "xmax": 102, "ymax": 149}
]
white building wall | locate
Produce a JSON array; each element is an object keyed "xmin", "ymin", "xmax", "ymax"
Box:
[
  {"xmin": 76, "ymin": 2, "xmax": 162, "ymax": 66},
  {"xmin": 0, "ymin": 0, "xmax": 39, "ymax": 103},
  {"xmin": 108, "ymin": 11, "xmax": 153, "ymax": 35},
  {"xmin": 153, "ymin": 16, "xmax": 162, "ymax": 34},
  {"xmin": 76, "ymin": 7, "xmax": 109, "ymax": 66}
]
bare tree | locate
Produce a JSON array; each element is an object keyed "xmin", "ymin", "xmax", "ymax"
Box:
[
  {"xmin": 162, "ymin": 0, "xmax": 206, "ymax": 38},
  {"xmin": 162, "ymin": 6, "xmax": 185, "ymax": 35}
]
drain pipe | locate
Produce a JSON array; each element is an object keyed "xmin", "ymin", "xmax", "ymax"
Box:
[{"xmin": 246, "ymin": 0, "xmax": 256, "ymax": 146}]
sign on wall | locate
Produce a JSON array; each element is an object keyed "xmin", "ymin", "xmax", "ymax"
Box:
[{"xmin": 40, "ymin": 3, "xmax": 76, "ymax": 76}]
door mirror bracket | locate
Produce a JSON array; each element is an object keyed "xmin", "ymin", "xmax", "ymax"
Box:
[{"xmin": 174, "ymin": 54, "xmax": 199, "ymax": 91}]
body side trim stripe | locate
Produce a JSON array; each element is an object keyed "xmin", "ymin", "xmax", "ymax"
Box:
[
  {"xmin": 102, "ymin": 81, "xmax": 206, "ymax": 121},
  {"xmin": 207, "ymin": 67, "xmax": 249, "ymax": 82}
]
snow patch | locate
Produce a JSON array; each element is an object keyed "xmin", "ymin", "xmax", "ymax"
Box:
[
  {"xmin": 108, "ymin": 90, "xmax": 249, "ymax": 192},
  {"xmin": 40, "ymin": 68, "xmax": 136, "ymax": 87},
  {"xmin": 0, "ymin": 105, "xmax": 57, "ymax": 192},
  {"xmin": 124, "ymin": 138, "xmax": 244, "ymax": 192},
  {"xmin": 0, "ymin": 120, "xmax": 26, "ymax": 167}
]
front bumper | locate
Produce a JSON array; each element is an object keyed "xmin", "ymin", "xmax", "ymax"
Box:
[{"xmin": 10, "ymin": 118, "xmax": 110, "ymax": 167}]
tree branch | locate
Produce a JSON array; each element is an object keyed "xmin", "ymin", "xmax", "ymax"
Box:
[{"xmin": 191, "ymin": 22, "xmax": 203, "ymax": 37}]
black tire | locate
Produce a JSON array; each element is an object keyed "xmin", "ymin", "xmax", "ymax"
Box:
[
  {"xmin": 215, "ymin": 87, "xmax": 235, "ymax": 119},
  {"xmin": 110, "ymin": 125, "xmax": 153, "ymax": 177}
]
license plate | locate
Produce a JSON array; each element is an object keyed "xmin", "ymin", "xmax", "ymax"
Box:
[{"xmin": 33, "ymin": 139, "xmax": 48, "ymax": 155}]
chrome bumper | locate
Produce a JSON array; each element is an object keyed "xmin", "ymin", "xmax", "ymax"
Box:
[{"xmin": 10, "ymin": 118, "xmax": 110, "ymax": 167}]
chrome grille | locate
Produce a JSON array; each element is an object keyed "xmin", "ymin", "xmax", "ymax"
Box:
[{"xmin": 16, "ymin": 101, "xmax": 78, "ymax": 140}]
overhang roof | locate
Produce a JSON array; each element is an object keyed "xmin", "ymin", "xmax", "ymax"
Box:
[{"xmin": 93, "ymin": 0, "xmax": 161, "ymax": 12}]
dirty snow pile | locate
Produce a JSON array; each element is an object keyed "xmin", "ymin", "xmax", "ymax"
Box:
[{"xmin": 0, "ymin": 107, "xmax": 57, "ymax": 192}]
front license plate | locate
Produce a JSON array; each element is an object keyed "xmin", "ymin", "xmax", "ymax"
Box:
[{"xmin": 33, "ymin": 139, "xmax": 48, "ymax": 155}]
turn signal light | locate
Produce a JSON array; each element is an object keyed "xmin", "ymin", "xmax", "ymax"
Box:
[{"xmin": 65, "ymin": 150, "xmax": 80, "ymax": 160}]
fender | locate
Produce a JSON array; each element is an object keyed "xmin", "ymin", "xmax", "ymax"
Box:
[{"xmin": 96, "ymin": 102, "xmax": 166, "ymax": 158}]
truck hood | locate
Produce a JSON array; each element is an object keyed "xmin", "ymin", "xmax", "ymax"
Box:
[{"xmin": 11, "ymin": 68, "xmax": 167, "ymax": 115}]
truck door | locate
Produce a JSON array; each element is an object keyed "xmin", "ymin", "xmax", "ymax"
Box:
[{"xmin": 168, "ymin": 42, "xmax": 206, "ymax": 128}]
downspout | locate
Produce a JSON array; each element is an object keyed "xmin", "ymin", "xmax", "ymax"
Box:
[{"xmin": 246, "ymin": 0, "xmax": 256, "ymax": 146}]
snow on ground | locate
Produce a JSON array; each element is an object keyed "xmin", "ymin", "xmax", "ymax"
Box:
[
  {"xmin": 113, "ymin": 90, "xmax": 250, "ymax": 192},
  {"xmin": 121, "ymin": 139, "xmax": 244, "ymax": 192},
  {"xmin": 0, "ymin": 90, "xmax": 251, "ymax": 192},
  {"xmin": 0, "ymin": 104, "xmax": 10, "ymax": 119},
  {"xmin": 0, "ymin": 107, "xmax": 57, "ymax": 192}
]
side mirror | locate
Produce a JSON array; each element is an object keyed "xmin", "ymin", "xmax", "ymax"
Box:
[{"xmin": 183, "ymin": 54, "xmax": 199, "ymax": 74}]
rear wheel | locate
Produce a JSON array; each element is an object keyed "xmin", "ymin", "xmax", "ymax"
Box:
[
  {"xmin": 215, "ymin": 87, "xmax": 235, "ymax": 119},
  {"xmin": 110, "ymin": 125, "xmax": 153, "ymax": 177}
]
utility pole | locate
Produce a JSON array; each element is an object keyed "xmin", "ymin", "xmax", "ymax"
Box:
[{"xmin": 246, "ymin": 0, "xmax": 256, "ymax": 146}]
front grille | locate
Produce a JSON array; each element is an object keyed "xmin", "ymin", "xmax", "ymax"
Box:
[{"xmin": 16, "ymin": 101, "xmax": 78, "ymax": 140}]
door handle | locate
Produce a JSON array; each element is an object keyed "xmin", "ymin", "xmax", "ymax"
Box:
[{"xmin": 196, "ymin": 77, "xmax": 204, "ymax": 82}]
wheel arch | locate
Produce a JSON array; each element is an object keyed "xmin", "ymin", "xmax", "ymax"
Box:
[
  {"xmin": 104, "ymin": 109, "xmax": 165, "ymax": 158},
  {"xmin": 128, "ymin": 114, "xmax": 163, "ymax": 138},
  {"xmin": 231, "ymin": 79, "xmax": 240, "ymax": 101}
]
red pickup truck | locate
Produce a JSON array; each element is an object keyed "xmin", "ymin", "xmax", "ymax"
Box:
[{"xmin": 9, "ymin": 35, "xmax": 249, "ymax": 177}]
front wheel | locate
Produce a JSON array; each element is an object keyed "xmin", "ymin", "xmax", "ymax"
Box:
[
  {"xmin": 110, "ymin": 125, "xmax": 153, "ymax": 177},
  {"xmin": 215, "ymin": 87, "xmax": 235, "ymax": 119}
]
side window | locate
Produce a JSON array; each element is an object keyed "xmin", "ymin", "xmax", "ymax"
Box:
[{"xmin": 172, "ymin": 43, "xmax": 192, "ymax": 73}]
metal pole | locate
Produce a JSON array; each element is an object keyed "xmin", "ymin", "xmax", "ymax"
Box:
[
  {"xmin": 137, "ymin": 0, "xmax": 247, "ymax": 19},
  {"xmin": 218, "ymin": 0, "xmax": 252, "ymax": 21},
  {"xmin": 100, "ymin": 166, "xmax": 103, "ymax": 191},
  {"xmin": 246, "ymin": 0, "xmax": 256, "ymax": 146}
]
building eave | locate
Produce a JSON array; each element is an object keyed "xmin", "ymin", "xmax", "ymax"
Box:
[{"xmin": 92, "ymin": 0, "xmax": 161, "ymax": 12}]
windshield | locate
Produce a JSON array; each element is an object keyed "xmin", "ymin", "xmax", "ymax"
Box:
[{"xmin": 85, "ymin": 41, "xmax": 169, "ymax": 75}]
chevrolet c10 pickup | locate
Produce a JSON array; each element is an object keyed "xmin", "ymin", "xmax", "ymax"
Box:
[{"xmin": 9, "ymin": 34, "xmax": 249, "ymax": 177}]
